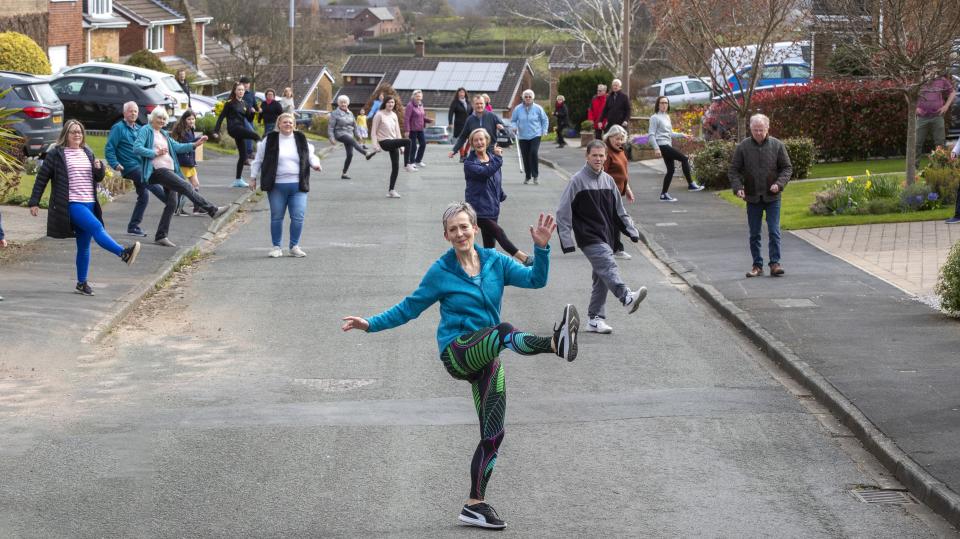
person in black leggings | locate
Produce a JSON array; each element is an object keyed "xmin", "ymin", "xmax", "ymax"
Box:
[
  {"xmin": 214, "ymin": 81, "xmax": 261, "ymax": 188},
  {"xmin": 342, "ymin": 202, "xmax": 578, "ymax": 530},
  {"xmin": 370, "ymin": 96, "xmax": 411, "ymax": 198},
  {"xmin": 328, "ymin": 95, "xmax": 373, "ymax": 180},
  {"xmin": 649, "ymin": 96, "xmax": 702, "ymax": 202},
  {"xmin": 463, "ymin": 127, "xmax": 533, "ymax": 266}
]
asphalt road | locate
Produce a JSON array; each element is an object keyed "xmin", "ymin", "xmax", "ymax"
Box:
[{"xmin": 0, "ymin": 144, "xmax": 951, "ymax": 537}]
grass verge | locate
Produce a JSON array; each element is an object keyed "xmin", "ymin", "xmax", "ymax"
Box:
[{"xmin": 806, "ymin": 157, "xmax": 929, "ymax": 179}]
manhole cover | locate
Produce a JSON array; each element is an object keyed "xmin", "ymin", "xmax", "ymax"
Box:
[
  {"xmin": 771, "ymin": 298, "xmax": 817, "ymax": 308},
  {"xmin": 292, "ymin": 378, "xmax": 378, "ymax": 392},
  {"xmin": 850, "ymin": 488, "xmax": 914, "ymax": 505}
]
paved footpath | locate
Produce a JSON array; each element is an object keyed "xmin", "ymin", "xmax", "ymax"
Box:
[{"xmin": 539, "ymin": 142, "xmax": 960, "ymax": 528}]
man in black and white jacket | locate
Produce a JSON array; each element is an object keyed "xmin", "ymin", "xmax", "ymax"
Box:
[{"xmin": 556, "ymin": 140, "xmax": 647, "ymax": 334}]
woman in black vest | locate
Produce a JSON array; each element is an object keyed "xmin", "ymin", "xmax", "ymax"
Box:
[
  {"xmin": 250, "ymin": 113, "xmax": 322, "ymax": 258},
  {"xmin": 448, "ymin": 87, "xmax": 470, "ymax": 160}
]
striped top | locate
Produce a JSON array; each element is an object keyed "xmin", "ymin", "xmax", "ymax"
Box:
[{"xmin": 65, "ymin": 147, "xmax": 95, "ymax": 203}]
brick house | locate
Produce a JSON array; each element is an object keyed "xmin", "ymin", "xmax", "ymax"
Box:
[
  {"xmin": 334, "ymin": 40, "xmax": 534, "ymax": 125},
  {"xmin": 314, "ymin": 5, "xmax": 404, "ymax": 40},
  {"xmin": 47, "ymin": 0, "xmax": 85, "ymax": 71},
  {"xmin": 254, "ymin": 65, "xmax": 336, "ymax": 112},
  {"xmin": 810, "ymin": 0, "xmax": 879, "ymax": 78}
]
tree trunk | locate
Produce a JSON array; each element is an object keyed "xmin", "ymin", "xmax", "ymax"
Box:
[
  {"xmin": 905, "ymin": 94, "xmax": 918, "ymax": 185},
  {"xmin": 737, "ymin": 112, "xmax": 747, "ymax": 142}
]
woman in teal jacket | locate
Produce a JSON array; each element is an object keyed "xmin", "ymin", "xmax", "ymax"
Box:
[
  {"xmin": 134, "ymin": 108, "xmax": 226, "ymax": 246},
  {"xmin": 341, "ymin": 202, "xmax": 579, "ymax": 531}
]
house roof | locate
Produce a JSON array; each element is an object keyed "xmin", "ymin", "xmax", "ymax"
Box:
[
  {"xmin": 253, "ymin": 65, "xmax": 336, "ymax": 110},
  {"xmin": 114, "ymin": 0, "xmax": 185, "ymax": 25},
  {"xmin": 162, "ymin": 55, "xmax": 214, "ymax": 85},
  {"xmin": 338, "ymin": 55, "xmax": 532, "ymax": 110},
  {"xmin": 82, "ymin": 13, "xmax": 130, "ymax": 29},
  {"xmin": 319, "ymin": 6, "xmax": 368, "ymax": 20},
  {"xmin": 548, "ymin": 44, "xmax": 599, "ymax": 69},
  {"xmin": 366, "ymin": 7, "xmax": 396, "ymax": 21}
]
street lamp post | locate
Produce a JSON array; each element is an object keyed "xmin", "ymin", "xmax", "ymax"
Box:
[
  {"xmin": 289, "ymin": 0, "xmax": 295, "ymax": 89},
  {"xmin": 622, "ymin": 0, "xmax": 630, "ymax": 103}
]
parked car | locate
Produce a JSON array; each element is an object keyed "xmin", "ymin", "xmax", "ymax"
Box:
[
  {"xmin": 424, "ymin": 125, "xmax": 451, "ymax": 144},
  {"xmin": 189, "ymin": 94, "xmax": 217, "ymax": 117},
  {"xmin": 727, "ymin": 62, "xmax": 811, "ymax": 92},
  {"xmin": 0, "ymin": 70, "xmax": 64, "ymax": 158},
  {"xmin": 59, "ymin": 62, "xmax": 189, "ymax": 119},
  {"xmin": 294, "ymin": 109, "xmax": 326, "ymax": 130},
  {"xmin": 49, "ymin": 73, "xmax": 174, "ymax": 130},
  {"xmin": 642, "ymin": 76, "xmax": 714, "ymax": 106},
  {"xmin": 214, "ymin": 90, "xmax": 266, "ymax": 103}
]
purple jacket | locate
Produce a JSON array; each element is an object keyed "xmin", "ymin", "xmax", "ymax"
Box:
[{"xmin": 403, "ymin": 100, "xmax": 427, "ymax": 132}]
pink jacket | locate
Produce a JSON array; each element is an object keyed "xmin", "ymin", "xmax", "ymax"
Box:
[{"xmin": 404, "ymin": 100, "xmax": 427, "ymax": 133}]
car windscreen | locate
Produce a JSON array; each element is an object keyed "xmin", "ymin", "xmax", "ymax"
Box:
[
  {"xmin": 29, "ymin": 83, "xmax": 62, "ymax": 105},
  {"xmin": 161, "ymin": 76, "xmax": 184, "ymax": 94}
]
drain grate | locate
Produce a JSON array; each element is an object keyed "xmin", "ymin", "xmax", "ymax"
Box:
[{"xmin": 850, "ymin": 488, "xmax": 914, "ymax": 505}]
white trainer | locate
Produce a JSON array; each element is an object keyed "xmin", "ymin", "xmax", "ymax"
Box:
[
  {"xmin": 289, "ymin": 245, "xmax": 306, "ymax": 258},
  {"xmin": 268, "ymin": 246, "xmax": 282, "ymax": 258},
  {"xmin": 613, "ymin": 250, "xmax": 632, "ymax": 260},
  {"xmin": 587, "ymin": 316, "xmax": 613, "ymax": 334},
  {"xmin": 404, "ymin": 164, "xmax": 417, "ymax": 172},
  {"xmin": 387, "ymin": 190, "xmax": 401, "ymax": 198},
  {"xmin": 624, "ymin": 286, "xmax": 648, "ymax": 314}
]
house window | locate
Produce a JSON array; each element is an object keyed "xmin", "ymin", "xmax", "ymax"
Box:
[
  {"xmin": 89, "ymin": 0, "xmax": 112, "ymax": 17},
  {"xmin": 147, "ymin": 25, "xmax": 164, "ymax": 52},
  {"xmin": 200, "ymin": 24, "xmax": 206, "ymax": 55}
]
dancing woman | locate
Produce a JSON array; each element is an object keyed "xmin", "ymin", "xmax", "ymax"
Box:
[
  {"xmin": 214, "ymin": 81, "xmax": 262, "ymax": 188},
  {"xmin": 342, "ymin": 202, "xmax": 578, "ymax": 530}
]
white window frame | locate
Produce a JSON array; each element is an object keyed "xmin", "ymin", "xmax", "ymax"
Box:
[
  {"xmin": 200, "ymin": 24, "xmax": 206, "ymax": 55},
  {"xmin": 147, "ymin": 25, "xmax": 164, "ymax": 52},
  {"xmin": 89, "ymin": 0, "xmax": 112, "ymax": 17}
]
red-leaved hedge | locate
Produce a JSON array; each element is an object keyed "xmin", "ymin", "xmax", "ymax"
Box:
[{"xmin": 705, "ymin": 80, "xmax": 908, "ymax": 161}]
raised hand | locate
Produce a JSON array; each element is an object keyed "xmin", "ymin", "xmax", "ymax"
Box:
[
  {"xmin": 529, "ymin": 213, "xmax": 557, "ymax": 248},
  {"xmin": 341, "ymin": 316, "xmax": 370, "ymax": 332}
]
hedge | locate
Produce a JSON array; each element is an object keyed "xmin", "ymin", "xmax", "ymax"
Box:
[
  {"xmin": 703, "ymin": 80, "xmax": 907, "ymax": 161},
  {"xmin": 0, "ymin": 31, "xmax": 50, "ymax": 75},
  {"xmin": 557, "ymin": 68, "xmax": 613, "ymax": 133},
  {"xmin": 692, "ymin": 137, "xmax": 817, "ymax": 190},
  {"xmin": 126, "ymin": 49, "xmax": 167, "ymax": 73}
]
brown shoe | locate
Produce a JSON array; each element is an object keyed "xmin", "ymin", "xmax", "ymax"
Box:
[
  {"xmin": 746, "ymin": 265, "xmax": 763, "ymax": 278},
  {"xmin": 770, "ymin": 263, "xmax": 785, "ymax": 276}
]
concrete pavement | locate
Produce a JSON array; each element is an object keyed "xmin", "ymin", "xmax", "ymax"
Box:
[
  {"xmin": 538, "ymin": 142, "xmax": 960, "ymax": 528},
  {"xmin": 0, "ymin": 143, "xmax": 952, "ymax": 536}
]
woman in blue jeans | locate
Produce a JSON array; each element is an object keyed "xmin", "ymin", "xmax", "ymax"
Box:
[
  {"xmin": 250, "ymin": 113, "xmax": 321, "ymax": 258},
  {"xmin": 28, "ymin": 120, "xmax": 141, "ymax": 295}
]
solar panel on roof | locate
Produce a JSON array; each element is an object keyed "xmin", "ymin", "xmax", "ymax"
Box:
[{"xmin": 393, "ymin": 63, "xmax": 509, "ymax": 92}]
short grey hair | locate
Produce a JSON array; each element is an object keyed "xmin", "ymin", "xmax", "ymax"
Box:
[
  {"xmin": 148, "ymin": 107, "xmax": 168, "ymax": 124},
  {"xmin": 750, "ymin": 113, "xmax": 770, "ymax": 128},
  {"xmin": 522, "ymin": 89, "xmax": 535, "ymax": 99},
  {"xmin": 123, "ymin": 101, "xmax": 138, "ymax": 113},
  {"xmin": 337, "ymin": 95, "xmax": 350, "ymax": 106},
  {"xmin": 585, "ymin": 139, "xmax": 607, "ymax": 154},
  {"xmin": 611, "ymin": 79, "xmax": 622, "ymax": 86},
  {"xmin": 603, "ymin": 124, "xmax": 628, "ymax": 142},
  {"xmin": 412, "ymin": 89, "xmax": 423, "ymax": 98},
  {"xmin": 442, "ymin": 202, "xmax": 478, "ymax": 231},
  {"xmin": 597, "ymin": 84, "xmax": 607, "ymax": 91}
]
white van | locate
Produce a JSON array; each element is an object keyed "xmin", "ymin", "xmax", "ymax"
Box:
[
  {"xmin": 59, "ymin": 61, "xmax": 190, "ymax": 119},
  {"xmin": 709, "ymin": 41, "xmax": 810, "ymax": 88}
]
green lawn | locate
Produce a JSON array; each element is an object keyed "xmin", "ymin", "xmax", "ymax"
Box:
[
  {"xmin": 716, "ymin": 179, "xmax": 953, "ymax": 230},
  {"xmin": 806, "ymin": 157, "xmax": 929, "ymax": 179}
]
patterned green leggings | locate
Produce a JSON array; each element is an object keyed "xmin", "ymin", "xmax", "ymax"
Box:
[{"xmin": 440, "ymin": 322, "xmax": 553, "ymax": 500}]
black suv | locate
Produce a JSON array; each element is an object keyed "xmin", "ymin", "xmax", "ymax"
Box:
[
  {"xmin": 0, "ymin": 71, "xmax": 64, "ymax": 157},
  {"xmin": 48, "ymin": 73, "xmax": 174, "ymax": 130}
]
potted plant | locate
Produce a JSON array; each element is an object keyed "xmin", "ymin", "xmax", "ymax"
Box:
[
  {"xmin": 627, "ymin": 135, "xmax": 658, "ymax": 161},
  {"xmin": 580, "ymin": 120, "xmax": 595, "ymax": 145}
]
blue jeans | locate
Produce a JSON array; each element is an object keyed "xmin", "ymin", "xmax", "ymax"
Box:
[
  {"xmin": 408, "ymin": 130, "xmax": 425, "ymax": 165},
  {"xmin": 267, "ymin": 183, "xmax": 307, "ymax": 248},
  {"xmin": 264, "ymin": 122, "xmax": 275, "ymax": 134},
  {"xmin": 747, "ymin": 198, "xmax": 782, "ymax": 267},
  {"xmin": 124, "ymin": 168, "xmax": 165, "ymax": 231},
  {"xmin": 70, "ymin": 202, "xmax": 124, "ymax": 283},
  {"xmin": 244, "ymin": 118, "xmax": 255, "ymax": 155}
]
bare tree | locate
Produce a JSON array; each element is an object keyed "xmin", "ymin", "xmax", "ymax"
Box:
[
  {"xmin": 662, "ymin": 0, "xmax": 808, "ymax": 140},
  {"xmin": 823, "ymin": 0, "xmax": 960, "ymax": 184},
  {"xmin": 450, "ymin": 14, "xmax": 490, "ymax": 47},
  {"xmin": 496, "ymin": 0, "xmax": 666, "ymax": 76}
]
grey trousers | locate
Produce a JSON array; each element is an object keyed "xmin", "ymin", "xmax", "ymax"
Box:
[
  {"xmin": 916, "ymin": 115, "xmax": 945, "ymax": 157},
  {"xmin": 582, "ymin": 242, "xmax": 629, "ymax": 319}
]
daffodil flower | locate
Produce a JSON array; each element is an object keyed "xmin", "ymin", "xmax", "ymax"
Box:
[
  {"xmin": 865, "ymin": 180, "xmax": 872, "ymax": 189},
  {"xmin": 865, "ymin": 169, "xmax": 871, "ymax": 176},
  {"xmin": 847, "ymin": 176, "xmax": 855, "ymax": 183}
]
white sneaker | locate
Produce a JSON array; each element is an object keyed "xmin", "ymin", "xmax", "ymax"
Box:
[
  {"xmin": 404, "ymin": 164, "xmax": 417, "ymax": 172},
  {"xmin": 614, "ymin": 250, "xmax": 632, "ymax": 260},
  {"xmin": 587, "ymin": 316, "xmax": 613, "ymax": 334},
  {"xmin": 268, "ymin": 246, "xmax": 282, "ymax": 258},
  {"xmin": 623, "ymin": 286, "xmax": 648, "ymax": 314},
  {"xmin": 289, "ymin": 245, "xmax": 306, "ymax": 258},
  {"xmin": 416, "ymin": 161, "xmax": 426, "ymax": 168},
  {"xmin": 387, "ymin": 189, "xmax": 401, "ymax": 198}
]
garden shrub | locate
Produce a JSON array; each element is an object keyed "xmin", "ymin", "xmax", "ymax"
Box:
[
  {"xmin": 921, "ymin": 167, "xmax": 959, "ymax": 206},
  {"xmin": 935, "ymin": 241, "xmax": 960, "ymax": 317},
  {"xmin": 863, "ymin": 198, "xmax": 901, "ymax": 215},
  {"xmin": 867, "ymin": 174, "xmax": 902, "ymax": 200},
  {"xmin": 692, "ymin": 139, "xmax": 736, "ymax": 189},
  {"xmin": 308, "ymin": 115, "xmax": 329, "ymax": 138},
  {"xmin": 703, "ymin": 80, "xmax": 906, "ymax": 160},
  {"xmin": 782, "ymin": 137, "xmax": 816, "ymax": 180},
  {"xmin": 126, "ymin": 50, "xmax": 167, "ymax": 73},
  {"xmin": 557, "ymin": 68, "xmax": 613, "ymax": 133},
  {"xmin": 194, "ymin": 114, "xmax": 218, "ymax": 137},
  {"xmin": 899, "ymin": 182, "xmax": 939, "ymax": 211},
  {"xmin": 0, "ymin": 32, "xmax": 50, "ymax": 75},
  {"xmin": 809, "ymin": 173, "xmax": 903, "ymax": 215}
]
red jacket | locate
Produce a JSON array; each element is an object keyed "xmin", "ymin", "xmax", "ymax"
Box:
[{"xmin": 587, "ymin": 95, "xmax": 607, "ymax": 130}]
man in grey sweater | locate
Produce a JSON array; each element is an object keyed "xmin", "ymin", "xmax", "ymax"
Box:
[
  {"xmin": 556, "ymin": 140, "xmax": 647, "ymax": 334},
  {"xmin": 729, "ymin": 113, "xmax": 793, "ymax": 278}
]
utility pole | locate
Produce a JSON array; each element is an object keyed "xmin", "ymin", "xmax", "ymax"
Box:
[
  {"xmin": 621, "ymin": 0, "xmax": 630, "ymax": 103},
  {"xmin": 289, "ymin": 0, "xmax": 295, "ymax": 89}
]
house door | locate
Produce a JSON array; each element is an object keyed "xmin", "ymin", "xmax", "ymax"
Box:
[{"xmin": 48, "ymin": 46, "xmax": 68, "ymax": 73}]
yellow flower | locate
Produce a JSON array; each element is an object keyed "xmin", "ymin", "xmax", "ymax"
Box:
[
  {"xmin": 865, "ymin": 180, "xmax": 872, "ymax": 190},
  {"xmin": 847, "ymin": 176, "xmax": 855, "ymax": 183},
  {"xmin": 865, "ymin": 169, "xmax": 871, "ymax": 176},
  {"xmin": 836, "ymin": 179, "xmax": 842, "ymax": 185}
]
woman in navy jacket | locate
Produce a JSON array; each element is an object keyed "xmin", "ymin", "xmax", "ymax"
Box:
[
  {"xmin": 214, "ymin": 81, "xmax": 261, "ymax": 187},
  {"xmin": 463, "ymin": 128, "xmax": 533, "ymax": 266}
]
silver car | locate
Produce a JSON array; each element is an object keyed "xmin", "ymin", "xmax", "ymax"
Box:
[{"xmin": 643, "ymin": 76, "xmax": 714, "ymax": 106}]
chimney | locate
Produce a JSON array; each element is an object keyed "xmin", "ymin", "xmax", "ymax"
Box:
[{"xmin": 414, "ymin": 37, "xmax": 425, "ymax": 58}]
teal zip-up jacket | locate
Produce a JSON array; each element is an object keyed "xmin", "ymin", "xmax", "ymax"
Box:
[
  {"xmin": 104, "ymin": 120, "xmax": 142, "ymax": 171},
  {"xmin": 133, "ymin": 126, "xmax": 195, "ymax": 183},
  {"xmin": 367, "ymin": 243, "xmax": 550, "ymax": 354}
]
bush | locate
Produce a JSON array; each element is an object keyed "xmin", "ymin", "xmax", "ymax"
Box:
[
  {"xmin": 935, "ymin": 241, "xmax": 960, "ymax": 316},
  {"xmin": 557, "ymin": 68, "xmax": 614, "ymax": 133},
  {"xmin": 867, "ymin": 174, "xmax": 902, "ymax": 199},
  {"xmin": 899, "ymin": 182, "xmax": 940, "ymax": 211},
  {"xmin": 308, "ymin": 115, "xmax": 329, "ymax": 138},
  {"xmin": 0, "ymin": 31, "xmax": 50, "ymax": 75},
  {"xmin": 921, "ymin": 167, "xmax": 959, "ymax": 206},
  {"xmin": 195, "ymin": 114, "xmax": 219, "ymax": 138},
  {"xmin": 863, "ymin": 197, "xmax": 901, "ymax": 215},
  {"xmin": 809, "ymin": 173, "xmax": 904, "ymax": 215},
  {"xmin": 783, "ymin": 137, "xmax": 816, "ymax": 180},
  {"xmin": 126, "ymin": 50, "xmax": 167, "ymax": 73},
  {"xmin": 828, "ymin": 43, "xmax": 873, "ymax": 77},
  {"xmin": 692, "ymin": 139, "xmax": 736, "ymax": 189}
]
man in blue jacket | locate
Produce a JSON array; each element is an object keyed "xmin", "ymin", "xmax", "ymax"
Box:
[
  {"xmin": 105, "ymin": 101, "xmax": 165, "ymax": 237},
  {"xmin": 449, "ymin": 95, "xmax": 504, "ymax": 159}
]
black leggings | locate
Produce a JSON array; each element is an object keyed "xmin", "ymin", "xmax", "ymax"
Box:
[
  {"xmin": 477, "ymin": 217, "xmax": 519, "ymax": 256},
  {"xmin": 378, "ymin": 138, "xmax": 410, "ymax": 190},
  {"xmin": 440, "ymin": 323, "xmax": 554, "ymax": 500},
  {"xmin": 658, "ymin": 144, "xmax": 692, "ymax": 194},
  {"xmin": 518, "ymin": 137, "xmax": 541, "ymax": 180},
  {"xmin": 336, "ymin": 134, "xmax": 366, "ymax": 173},
  {"xmin": 230, "ymin": 127, "xmax": 261, "ymax": 179}
]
